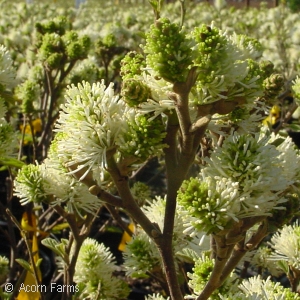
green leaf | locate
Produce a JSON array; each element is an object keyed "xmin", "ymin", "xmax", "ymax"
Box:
[
  {"xmin": 277, "ymin": 260, "xmax": 289, "ymax": 274},
  {"xmin": 0, "ymin": 157, "xmax": 25, "ymax": 168},
  {"xmin": 36, "ymin": 258, "xmax": 43, "ymax": 268},
  {"xmin": 41, "ymin": 238, "xmax": 68, "ymax": 263},
  {"xmin": 15, "ymin": 259, "xmax": 32, "ymax": 274},
  {"xmin": 176, "ymin": 248, "xmax": 201, "ymax": 263},
  {"xmin": 50, "ymin": 223, "xmax": 69, "ymax": 233}
]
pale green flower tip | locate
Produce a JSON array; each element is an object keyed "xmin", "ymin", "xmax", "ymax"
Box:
[
  {"xmin": 177, "ymin": 176, "xmax": 239, "ymax": 234},
  {"xmin": 123, "ymin": 230, "xmax": 160, "ymax": 278},
  {"xmin": 75, "ymin": 237, "xmax": 129, "ymax": 299},
  {"xmin": 14, "ymin": 164, "xmax": 48, "ymax": 205},
  {"xmin": 188, "ymin": 254, "xmax": 237, "ymax": 297},
  {"xmin": 144, "ymin": 18, "xmax": 192, "ymax": 83},
  {"xmin": 0, "ymin": 256, "xmax": 9, "ymax": 284},
  {"xmin": 130, "ymin": 181, "xmax": 151, "ymax": 207}
]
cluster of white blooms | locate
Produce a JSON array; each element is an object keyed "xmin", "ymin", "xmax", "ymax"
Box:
[
  {"xmin": 123, "ymin": 228, "xmax": 161, "ymax": 278},
  {"xmin": 55, "ymin": 81, "xmax": 128, "ymax": 177},
  {"xmin": 179, "ymin": 130, "xmax": 300, "ymax": 234},
  {"xmin": 41, "ymin": 158, "xmax": 102, "ymax": 217},
  {"xmin": 74, "ymin": 237, "xmax": 129, "ymax": 299},
  {"xmin": 14, "ymin": 164, "xmax": 48, "ymax": 205},
  {"xmin": 235, "ymin": 276, "xmax": 299, "ymax": 300},
  {"xmin": 268, "ymin": 221, "xmax": 300, "ymax": 270},
  {"xmin": 14, "ymin": 143, "xmax": 102, "ymax": 216},
  {"xmin": 241, "ymin": 246, "xmax": 283, "ymax": 277}
]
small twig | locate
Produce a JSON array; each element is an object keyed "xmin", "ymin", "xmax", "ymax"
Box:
[{"xmin": 179, "ymin": 0, "xmax": 186, "ymax": 28}]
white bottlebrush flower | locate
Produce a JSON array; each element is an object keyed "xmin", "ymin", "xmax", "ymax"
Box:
[
  {"xmin": 142, "ymin": 196, "xmax": 204, "ymax": 253},
  {"xmin": 273, "ymin": 134, "xmax": 300, "ymax": 183},
  {"xmin": 137, "ymin": 69, "xmax": 175, "ymax": 118},
  {"xmin": 0, "ymin": 45, "xmax": 16, "ymax": 90},
  {"xmin": 229, "ymin": 33, "xmax": 263, "ymax": 61},
  {"xmin": 124, "ymin": 197, "xmax": 206, "ymax": 277},
  {"xmin": 203, "ymin": 131, "xmax": 290, "ymax": 198},
  {"xmin": 123, "ymin": 228, "xmax": 161, "ymax": 278},
  {"xmin": 55, "ymin": 81, "xmax": 128, "ymax": 178},
  {"xmin": 241, "ymin": 246, "xmax": 283, "ymax": 277},
  {"xmin": 41, "ymin": 158, "xmax": 102, "ymax": 217},
  {"xmin": 238, "ymin": 275, "xmax": 296, "ymax": 300},
  {"xmin": 14, "ymin": 164, "xmax": 48, "ymax": 205},
  {"xmin": 177, "ymin": 175, "xmax": 242, "ymax": 234},
  {"xmin": 268, "ymin": 221, "xmax": 300, "ymax": 270},
  {"xmin": 177, "ymin": 130, "xmax": 298, "ymax": 232},
  {"xmin": 74, "ymin": 237, "xmax": 129, "ymax": 300}
]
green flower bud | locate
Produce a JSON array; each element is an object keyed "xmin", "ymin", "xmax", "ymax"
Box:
[
  {"xmin": 144, "ymin": 18, "xmax": 193, "ymax": 83},
  {"xmin": 120, "ymin": 114, "xmax": 166, "ymax": 161},
  {"xmin": 123, "ymin": 231, "xmax": 160, "ymax": 278},
  {"xmin": 79, "ymin": 35, "xmax": 91, "ymax": 53},
  {"xmin": 15, "ymin": 80, "xmax": 40, "ymax": 114},
  {"xmin": 35, "ymin": 16, "xmax": 70, "ymax": 36},
  {"xmin": 228, "ymin": 106, "xmax": 249, "ymax": 123},
  {"xmin": 35, "ymin": 21, "xmax": 57, "ymax": 35},
  {"xmin": 244, "ymin": 59, "xmax": 264, "ymax": 85},
  {"xmin": 66, "ymin": 42, "xmax": 83, "ymax": 61},
  {"xmin": 62, "ymin": 30, "xmax": 79, "ymax": 43},
  {"xmin": 102, "ymin": 33, "xmax": 116, "ymax": 48},
  {"xmin": 189, "ymin": 255, "xmax": 214, "ymax": 293},
  {"xmin": 259, "ymin": 60, "xmax": 275, "ymax": 78},
  {"xmin": 188, "ymin": 254, "xmax": 238, "ymax": 298},
  {"xmin": 190, "ymin": 24, "xmax": 227, "ymax": 70},
  {"xmin": 120, "ymin": 51, "xmax": 146, "ymax": 80},
  {"xmin": 63, "ymin": 32, "xmax": 91, "ymax": 61},
  {"xmin": 263, "ymin": 73, "xmax": 285, "ymax": 99},
  {"xmin": 38, "ymin": 32, "xmax": 63, "ymax": 61},
  {"xmin": 130, "ymin": 181, "xmax": 151, "ymax": 207},
  {"xmin": 177, "ymin": 177, "xmax": 237, "ymax": 234},
  {"xmin": 46, "ymin": 52, "xmax": 64, "ymax": 69},
  {"xmin": 121, "ymin": 79, "xmax": 151, "ymax": 107}
]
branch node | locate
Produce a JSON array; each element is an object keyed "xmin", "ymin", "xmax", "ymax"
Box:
[{"xmin": 89, "ymin": 185, "xmax": 102, "ymax": 197}]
